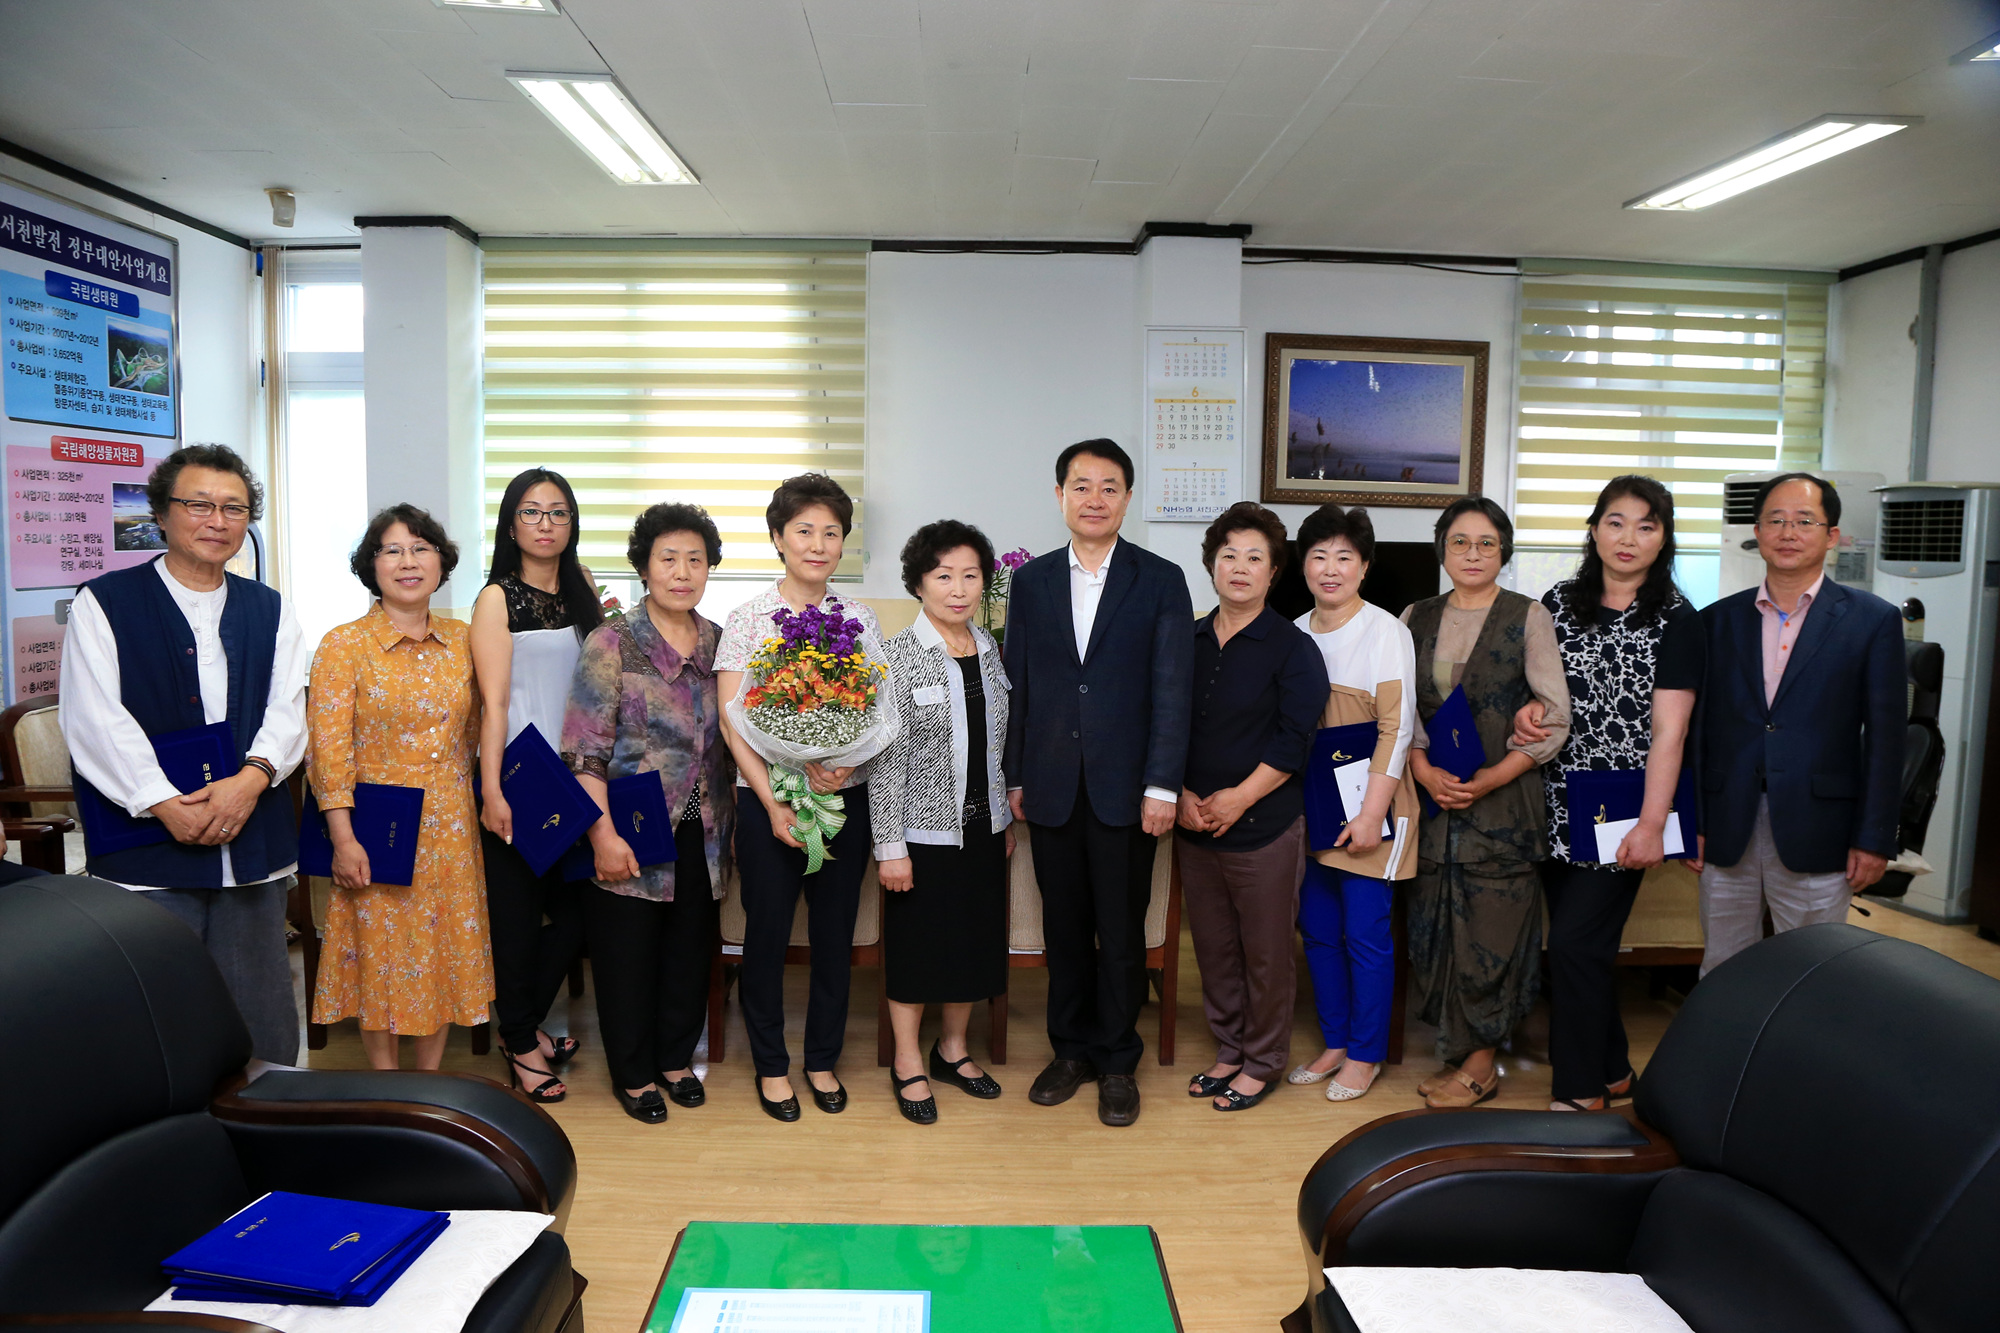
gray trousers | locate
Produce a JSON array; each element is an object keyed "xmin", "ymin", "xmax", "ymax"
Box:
[
  {"xmin": 1698, "ymin": 798, "xmax": 1853, "ymax": 977},
  {"xmin": 149, "ymin": 877, "xmax": 299, "ymax": 1064}
]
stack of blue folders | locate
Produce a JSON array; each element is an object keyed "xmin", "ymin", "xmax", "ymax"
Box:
[{"xmin": 162, "ymin": 1191, "xmax": 448, "ymax": 1307}]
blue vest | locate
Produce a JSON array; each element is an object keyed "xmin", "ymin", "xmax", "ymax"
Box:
[{"xmin": 76, "ymin": 558, "xmax": 295, "ymax": 888}]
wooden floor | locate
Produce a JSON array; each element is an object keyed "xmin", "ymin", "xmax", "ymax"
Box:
[{"xmin": 295, "ymin": 902, "xmax": 2000, "ymax": 1333}]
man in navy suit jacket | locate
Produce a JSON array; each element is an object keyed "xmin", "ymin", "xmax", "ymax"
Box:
[
  {"xmin": 1696, "ymin": 472, "xmax": 1904, "ymax": 974},
  {"xmin": 1003, "ymin": 439, "xmax": 1194, "ymax": 1126}
]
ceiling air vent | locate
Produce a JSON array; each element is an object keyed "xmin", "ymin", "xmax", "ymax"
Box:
[
  {"xmin": 1879, "ymin": 498, "xmax": 1965, "ymax": 565},
  {"xmin": 1722, "ymin": 479, "xmax": 1766, "ymax": 526}
]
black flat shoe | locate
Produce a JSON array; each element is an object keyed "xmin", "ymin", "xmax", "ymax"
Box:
[
  {"xmin": 1212, "ymin": 1083, "xmax": 1271, "ymax": 1112},
  {"xmin": 662, "ymin": 1075, "xmax": 705, "ymax": 1108},
  {"xmin": 614, "ymin": 1086, "xmax": 668, "ymax": 1124},
  {"xmin": 929, "ymin": 1041, "xmax": 1001, "ymax": 1099},
  {"xmin": 807, "ymin": 1075, "xmax": 847, "ymax": 1114},
  {"xmin": 500, "ymin": 1048, "xmax": 566, "ymax": 1104},
  {"xmin": 757, "ymin": 1082, "xmax": 801, "ymax": 1123},
  {"xmin": 1187, "ymin": 1070, "xmax": 1236, "ymax": 1099},
  {"xmin": 892, "ymin": 1070, "xmax": 937, "ymax": 1125},
  {"xmin": 538, "ymin": 1030, "xmax": 579, "ymax": 1067}
]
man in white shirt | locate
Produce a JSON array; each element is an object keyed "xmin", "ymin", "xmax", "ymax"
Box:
[
  {"xmin": 1002, "ymin": 439, "xmax": 1194, "ymax": 1126},
  {"xmin": 59, "ymin": 444, "xmax": 308, "ymax": 1062}
]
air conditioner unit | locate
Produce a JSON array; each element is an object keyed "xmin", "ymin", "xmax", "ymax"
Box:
[
  {"xmin": 1719, "ymin": 471, "xmax": 1883, "ymax": 601},
  {"xmin": 1872, "ymin": 483, "xmax": 2000, "ymax": 920}
]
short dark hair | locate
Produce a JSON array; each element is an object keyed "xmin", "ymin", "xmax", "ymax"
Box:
[
  {"xmin": 1055, "ymin": 438, "xmax": 1134, "ymax": 490},
  {"xmin": 1434, "ymin": 495, "xmax": 1514, "ymax": 567},
  {"xmin": 766, "ymin": 473, "xmax": 854, "ymax": 537},
  {"xmin": 900, "ymin": 519, "xmax": 995, "ymax": 596},
  {"xmin": 351, "ymin": 504, "xmax": 459, "ymax": 596},
  {"xmin": 1296, "ymin": 503, "xmax": 1376, "ymax": 565},
  {"xmin": 1199, "ymin": 501, "xmax": 1290, "ymax": 574},
  {"xmin": 1754, "ymin": 471, "xmax": 1842, "ymax": 528},
  {"xmin": 146, "ymin": 443, "xmax": 264, "ymax": 523},
  {"xmin": 628, "ymin": 501, "xmax": 723, "ymax": 576}
]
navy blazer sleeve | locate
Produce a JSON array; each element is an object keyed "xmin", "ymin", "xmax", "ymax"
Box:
[
  {"xmin": 1855, "ymin": 597, "xmax": 1907, "ymax": 859},
  {"xmin": 1142, "ymin": 568, "xmax": 1195, "ymax": 796}
]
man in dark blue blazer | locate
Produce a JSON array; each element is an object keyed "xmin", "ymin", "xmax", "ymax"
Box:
[
  {"xmin": 1003, "ymin": 439, "xmax": 1194, "ymax": 1126},
  {"xmin": 1697, "ymin": 472, "xmax": 1903, "ymax": 974}
]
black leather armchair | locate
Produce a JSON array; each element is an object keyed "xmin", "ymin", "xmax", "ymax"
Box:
[
  {"xmin": 0, "ymin": 876, "xmax": 586, "ymax": 1332},
  {"xmin": 1291, "ymin": 923, "xmax": 2000, "ymax": 1333}
]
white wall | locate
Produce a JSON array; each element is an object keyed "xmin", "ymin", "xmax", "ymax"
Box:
[
  {"xmin": 1928, "ymin": 242, "xmax": 2000, "ymax": 483},
  {"xmin": 0, "ymin": 152, "xmax": 261, "ymax": 475},
  {"xmin": 862, "ymin": 250, "xmax": 1140, "ymax": 598}
]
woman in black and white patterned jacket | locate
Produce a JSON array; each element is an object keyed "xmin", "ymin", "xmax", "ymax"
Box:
[{"xmin": 869, "ymin": 519, "xmax": 1015, "ymax": 1125}]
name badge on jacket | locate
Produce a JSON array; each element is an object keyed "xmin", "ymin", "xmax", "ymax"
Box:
[{"xmin": 913, "ymin": 684, "xmax": 948, "ymax": 706}]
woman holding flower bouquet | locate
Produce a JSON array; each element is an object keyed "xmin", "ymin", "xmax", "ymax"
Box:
[
  {"xmin": 717, "ymin": 473, "xmax": 887, "ymax": 1122},
  {"xmin": 870, "ymin": 520, "xmax": 1015, "ymax": 1125},
  {"xmin": 562, "ymin": 502, "xmax": 733, "ymax": 1125}
]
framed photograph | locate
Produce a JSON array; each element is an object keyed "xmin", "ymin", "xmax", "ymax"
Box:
[{"xmin": 1260, "ymin": 333, "xmax": 1487, "ymax": 508}]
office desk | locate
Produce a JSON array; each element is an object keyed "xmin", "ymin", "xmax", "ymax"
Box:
[{"xmin": 645, "ymin": 1221, "xmax": 1185, "ymax": 1332}]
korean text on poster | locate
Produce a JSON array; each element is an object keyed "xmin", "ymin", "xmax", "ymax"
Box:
[
  {"xmin": 1145, "ymin": 328, "xmax": 1244, "ymax": 522},
  {"xmin": 9, "ymin": 436, "xmax": 162, "ymax": 590}
]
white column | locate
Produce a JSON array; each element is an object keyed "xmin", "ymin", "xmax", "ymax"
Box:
[
  {"xmin": 360, "ymin": 223, "xmax": 483, "ymax": 610},
  {"xmin": 1136, "ymin": 233, "xmax": 1243, "ymax": 603}
]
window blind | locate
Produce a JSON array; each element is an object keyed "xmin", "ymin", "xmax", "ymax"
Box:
[
  {"xmin": 1514, "ymin": 263, "xmax": 1829, "ymax": 550},
  {"xmin": 480, "ymin": 244, "xmax": 867, "ymax": 584}
]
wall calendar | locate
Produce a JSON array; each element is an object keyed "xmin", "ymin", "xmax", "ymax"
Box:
[{"xmin": 1145, "ymin": 326, "xmax": 1244, "ymax": 522}]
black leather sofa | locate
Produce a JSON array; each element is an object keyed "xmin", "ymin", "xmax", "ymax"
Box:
[
  {"xmin": 0, "ymin": 876, "xmax": 586, "ymax": 1331},
  {"xmin": 1291, "ymin": 923, "xmax": 2000, "ymax": 1333}
]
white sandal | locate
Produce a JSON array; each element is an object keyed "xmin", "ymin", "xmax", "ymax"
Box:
[
  {"xmin": 1325, "ymin": 1062, "xmax": 1381, "ymax": 1102},
  {"xmin": 1288, "ymin": 1058, "xmax": 1343, "ymax": 1085}
]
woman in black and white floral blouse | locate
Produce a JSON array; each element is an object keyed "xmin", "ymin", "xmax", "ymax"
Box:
[
  {"xmin": 870, "ymin": 519, "xmax": 1014, "ymax": 1125},
  {"xmin": 1513, "ymin": 475, "xmax": 1705, "ymax": 1112}
]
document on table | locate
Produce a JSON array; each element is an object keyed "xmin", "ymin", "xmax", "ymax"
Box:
[{"xmin": 669, "ymin": 1289, "xmax": 929, "ymax": 1333}]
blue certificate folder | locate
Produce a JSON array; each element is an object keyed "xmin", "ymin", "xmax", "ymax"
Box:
[
  {"xmin": 1302, "ymin": 722, "xmax": 1384, "ymax": 852},
  {"xmin": 298, "ymin": 784, "xmax": 425, "ymax": 887},
  {"xmin": 1420, "ymin": 685, "xmax": 1487, "ymax": 816},
  {"xmin": 499, "ymin": 724, "xmax": 600, "ymax": 877},
  {"xmin": 162, "ymin": 1191, "xmax": 448, "ymax": 1307},
  {"xmin": 1564, "ymin": 767, "xmax": 1701, "ymax": 862},
  {"xmin": 560, "ymin": 770, "xmax": 677, "ymax": 881},
  {"xmin": 75, "ymin": 721, "xmax": 236, "ymax": 857}
]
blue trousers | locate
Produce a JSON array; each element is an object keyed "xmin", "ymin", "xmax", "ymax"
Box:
[{"xmin": 1297, "ymin": 862, "xmax": 1394, "ymax": 1064}]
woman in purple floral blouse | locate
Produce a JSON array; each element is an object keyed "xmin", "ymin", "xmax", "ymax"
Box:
[{"xmin": 561, "ymin": 502, "xmax": 734, "ymax": 1125}]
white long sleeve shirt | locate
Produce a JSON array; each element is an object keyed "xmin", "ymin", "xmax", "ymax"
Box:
[{"xmin": 58, "ymin": 559, "xmax": 309, "ymax": 889}]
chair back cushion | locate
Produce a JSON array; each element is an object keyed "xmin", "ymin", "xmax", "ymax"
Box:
[
  {"xmin": 11, "ymin": 703, "xmax": 76, "ymax": 820},
  {"xmin": 1632, "ymin": 1168, "xmax": 1905, "ymax": 1333},
  {"xmin": 0, "ymin": 877, "xmax": 252, "ymax": 1226},
  {"xmin": 1636, "ymin": 925, "xmax": 2000, "ymax": 1333},
  {"xmin": 718, "ymin": 863, "xmax": 883, "ymax": 949},
  {"xmin": 0, "ymin": 1111, "xmax": 250, "ymax": 1312}
]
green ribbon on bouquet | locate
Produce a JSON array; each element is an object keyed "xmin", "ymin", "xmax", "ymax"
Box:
[{"xmin": 769, "ymin": 766, "xmax": 847, "ymax": 875}]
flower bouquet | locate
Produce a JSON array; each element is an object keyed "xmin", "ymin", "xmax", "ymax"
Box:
[{"xmin": 725, "ymin": 598, "xmax": 900, "ymax": 872}]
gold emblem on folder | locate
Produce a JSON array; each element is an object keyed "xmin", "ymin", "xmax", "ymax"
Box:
[
  {"xmin": 1452, "ymin": 728, "xmax": 1461, "ymax": 747},
  {"xmin": 631, "ymin": 811, "xmax": 645, "ymax": 834},
  {"xmin": 1595, "ymin": 803, "xmax": 1607, "ymax": 825},
  {"xmin": 542, "ymin": 813, "xmax": 561, "ymax": 830},
  {"xmin": 330, "ymin": 1232, "xmax": 361, "ymax": 1250},
  {"xmin": 1329, "ymin": 749, "xmax": 1352, "ymax": 762}
]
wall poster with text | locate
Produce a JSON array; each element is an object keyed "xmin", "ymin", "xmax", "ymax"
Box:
[{"xmin": 1, "ymin": 175, "xmax": 179, "ymax": 702}]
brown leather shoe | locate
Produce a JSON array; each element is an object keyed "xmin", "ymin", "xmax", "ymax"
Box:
[
  {"xmin": 1098, "ymin": 1074, "xmax": 1141, "ymax": 1126},
  {"xmin": 1029, "ymin": 1058, "xmax": 1097, "ymax": 1106}
]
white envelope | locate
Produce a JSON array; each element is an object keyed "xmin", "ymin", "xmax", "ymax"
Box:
[
  {"xmin": 1592, "ymin": 813, "xmax": 1685, "ymax": 863},
  {"xmin": 1335, "ymin": 757, "xmax": 1393, "ymax": 840}
]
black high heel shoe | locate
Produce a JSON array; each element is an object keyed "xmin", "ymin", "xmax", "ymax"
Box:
[
  {"xmin": 929, "ymin": 1041, "xmax": 1002, "ymax": 1099},
  {"xmin": 501, "ymin": 1048, "xmax": 566, "ymax": 1104},
  {"xmin": 757, "ymin": 1080, "xmax": 801, "ymax": 1123},
  {"xmin": 614, "ymin": 1085, "xmax": 668, "ymax": 1124},
  {"xmin": 892, "ymin": 1069, "xmax": 937, "ymax": 1125},
  {"xmin": 807, "ymin": 1073, "xmax": 847, "ymax": 1114},
  {"xmin": 538, "ymin": 1030, "xmax": 579, "ymax": 1067}
]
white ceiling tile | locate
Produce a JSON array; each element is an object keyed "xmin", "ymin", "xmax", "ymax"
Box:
[
  {"xmin": 1213, "ymin": 45, "xmax": 1339, "ymax": 117},
  {"xmin": 1017, "ymin": 104, "xmax": 1115, "ymax": 158},
  {"xmin": 834, "ymin": 102, "xmax": 930, "ymax": 132},
  {"xmin": 1127, "ymin": 2, "xmax": 1266, "ymax": 80},
  {"xmin": 813, "ymin": 28, "xmax": 927, "ymax": 104},
  {"xmin": 1094, "ymin": 76, "xmax": 1229, "ymax": 182}
]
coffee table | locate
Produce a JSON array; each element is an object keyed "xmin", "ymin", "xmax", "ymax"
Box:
[{"xmin": 644, "ymin": 1221, "xmax": 1185, "ymax": 1331}]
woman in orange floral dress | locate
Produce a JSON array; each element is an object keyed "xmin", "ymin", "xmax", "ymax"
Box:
[{"xmin": 308, "ymin": 503, "xmax": 492, "ymax": 1070}]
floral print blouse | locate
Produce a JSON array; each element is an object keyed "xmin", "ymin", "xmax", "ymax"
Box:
[{"xmin": 561, "ymin": 609, "xmax": 733, "ymax": 903}]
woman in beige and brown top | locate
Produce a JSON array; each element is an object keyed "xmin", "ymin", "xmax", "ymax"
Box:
[
  {"xmin": 1400, "ymin": 496, "xmax": 1570, "ymax": 1108},
  {"xmin": 1288, "ymin": 504, "xmax": 1422, "ymax": 1103}
]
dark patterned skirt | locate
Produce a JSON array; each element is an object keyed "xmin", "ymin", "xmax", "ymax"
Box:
[
  {"xmin": 1409, "ymin": 857, "xmax": 1543, "ymax": 1061},
  {"xmin": 884, "ymin": 822, "xmax": 1009, "ymax": 1003}
]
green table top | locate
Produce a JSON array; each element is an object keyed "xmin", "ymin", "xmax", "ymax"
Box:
[{"xmin": 645, "ymin": 1222, "xmax": 1184, "ymax": 1333}]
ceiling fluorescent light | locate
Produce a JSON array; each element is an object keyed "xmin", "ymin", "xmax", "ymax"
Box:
[
  {"xmin": 508, "ymin": 73, "xmax": 697, "ymax": 185},
  {"xmin": 1951, "ymin": 31, "xmax": 2000, "ymax": 62},
  {"xmin": 1626, "ymin": 114, "xmax": 1919, "ymax": 211},
  {"xmin": 436, "ymin": 0, "xmax": 560, "ymax": 12}
]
